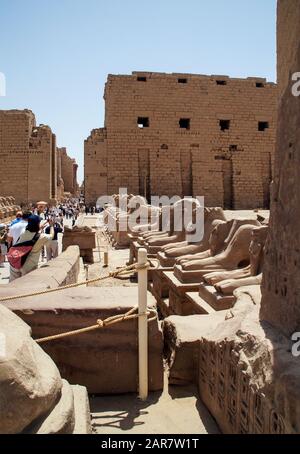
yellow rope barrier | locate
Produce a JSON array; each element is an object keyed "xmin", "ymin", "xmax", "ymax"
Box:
[
  {"xmin": 35, "ymin": 306, "xmax": 158, "ymax": 344},
  {"xmin": 0, "ymin": 261, "xmax": 157, "ymax": 303},
  {"xmin": 0, "ymin": 256, "xmax": 160, "ymax": 345}
]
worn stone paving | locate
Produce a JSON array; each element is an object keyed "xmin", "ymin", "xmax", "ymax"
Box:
[{"xmin": 90, "ymin": 372, "xmax": 220, "ymax": 435}]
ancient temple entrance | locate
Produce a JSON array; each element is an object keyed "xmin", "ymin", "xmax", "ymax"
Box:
[{"xmin": 138, "ymin": 148, "xmax": 151, "ymax": 201}]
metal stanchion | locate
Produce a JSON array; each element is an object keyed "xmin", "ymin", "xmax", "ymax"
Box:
[{"xmin": 138, "ymin": 248, "xmax": 148, "ymax": 401}]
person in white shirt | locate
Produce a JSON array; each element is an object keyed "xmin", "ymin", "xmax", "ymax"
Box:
[
  {"xmin": 7, "ymin": 211, "xmax": 32, "ymax": 246},
  {"xmin": 9, "ymin": 215, "xmax": 54, "ymax": 282}
]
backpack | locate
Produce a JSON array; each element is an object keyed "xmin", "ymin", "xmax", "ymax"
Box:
[{"xmin": 7, "ymin": 233, "xmax": 40, "ymax": 269}]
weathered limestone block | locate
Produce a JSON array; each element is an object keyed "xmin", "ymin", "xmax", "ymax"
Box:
[
  {"xmin": 5, "ymin": 287, "xmax": 164, "ymax": 394},
  {"xmin": 198, "ymin": 286, "xmax": 300, "ymax": 434},
  {"xmin": 260, "ymin": 0, "xmax": 300, "ymax": 337},
  {"xmin": 0, "ymin": 304, "xmax": 62, "ymax": 434},
  {"xmin": 163, "ymin": 312, "xmax": 227, "ymax": 385},
  {"xmin": 25, "ymin": 379, "xmax": 75, "ymax": 434}
]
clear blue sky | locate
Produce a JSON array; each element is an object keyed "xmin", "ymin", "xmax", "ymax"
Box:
[{"xmin": 0, "ymin": 0, "xmax": 277, "ymax": 183}]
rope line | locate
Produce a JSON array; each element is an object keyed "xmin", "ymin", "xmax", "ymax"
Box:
[
  {"xmin": 0, "ymin": 261, "xmax": 157, "ymax": 303},
  {"xmin": 35, "ymin": 306, "xmax": 158, "ymax": 344},
  {"xmin": 0, "ymin": 254, "xmax": 160, "ymax": 345}
]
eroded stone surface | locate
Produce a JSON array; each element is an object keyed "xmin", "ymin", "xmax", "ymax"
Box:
[
  {"xmin": 260, "ymin": 0, "xmax": 300, "ymax": 337},
  {"xmin": 0, "ymin": 304, "xmax": 62, "ymax": 434}
]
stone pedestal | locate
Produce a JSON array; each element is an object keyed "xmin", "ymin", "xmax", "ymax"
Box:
[
  {"xmin": 63, "ymin": 227, "xmax": 96, "ymax": 264},
  {"xmin": 148, "ymin": 267, "xmax": 173, "ymax": 317},
  {"xmin": 5, "ymin": 287, "xmax": 164, "ymax": 395},
  {"xmin": 163, "ymin": 271, "xmax": 202, "ymax": 316}
]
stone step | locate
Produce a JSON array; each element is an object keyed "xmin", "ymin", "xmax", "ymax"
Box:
[
  {"xmin": 163, "ymin": 271, "xmax": 200, "ymax": 293},
  {"xmin": 198, "ymin": 284, "xmax": 235, "ymax": 310},
  {"xmin": 185, "ymin": 292, "xmax": 216, "ymax": 315}
]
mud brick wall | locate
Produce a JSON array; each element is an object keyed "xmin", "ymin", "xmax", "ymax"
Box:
[
  {"xmin": 261, "ymin": 0, "xmax": 300, "ymax": 336},
  {"xmin": 85, "ymin": 72, "xmax": 277, "ymax": 208}
]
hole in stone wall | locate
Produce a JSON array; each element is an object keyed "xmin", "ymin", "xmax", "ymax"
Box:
[
  {"xmin": 256, "ymin": 82, "xmax": 264, "ymax": 88},
  {"xmin": 220, "ymin": 120, "xmax": 230, "ymax": 131},
  {"xmin": 137, "ymin": 76, "xmax": 147, "ymax": 82},
  {"xmin": 229, "ymin": 145, "xmax": 238, "ymax": 151},
  {"xmin": 178, "ymin": 78, "xmax": 188, "ymax": 84},
  {"xmin": 138, "ymin": 117, "xmax": 149, "ymax": 128},
  {"xmin": 258, "ymin": 121, "xmax": 269, "ymax": 132},
  {"xmin": 179, "ymin": 118, "xmax": 190, "ymax": 130},
  {"xmin": 216, "ymin": 80, "xmax": 227, "ymax": 85}
]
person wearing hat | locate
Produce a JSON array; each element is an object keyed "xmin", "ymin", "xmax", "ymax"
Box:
[{"xmin": 9, "ymin": 215, "xmax": 54, "ymax": 282}]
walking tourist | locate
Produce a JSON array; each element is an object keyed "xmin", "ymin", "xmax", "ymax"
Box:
[
  {"xmin": 45, "ymin": 219, "xmax": 63, "ymax": 261},
  {"xmin": 9, "ymin": 215, "xmax": 54, "ymax": 282}
]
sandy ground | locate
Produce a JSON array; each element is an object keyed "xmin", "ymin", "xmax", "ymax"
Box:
[{"xmin": 90, "ymin": 373, "xmax": 219, "ymax": 435}]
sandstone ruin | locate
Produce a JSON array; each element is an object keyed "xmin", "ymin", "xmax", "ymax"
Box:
[
  {"xmin": 85, "ymin": 73, "xmax": 277, "ymax": 209},
  {"xmin": 96, "ymin": 0, "xmax": 300, "ymax": 429},
  {"xmin": 0, "ymin": 110, "xmax": 78, "ymax": 205},
  {"xmin": 1, "ymin": 0, "xmax": 300, "ymax": 438}
]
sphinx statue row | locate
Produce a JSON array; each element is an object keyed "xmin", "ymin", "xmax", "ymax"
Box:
[
  {"xmin": 103, "ymin": 195, "xmax": 269, "ymax": 313},
  {"xmin": 0, "ymin": 196, "xmax": 21, "ymax": 221}
]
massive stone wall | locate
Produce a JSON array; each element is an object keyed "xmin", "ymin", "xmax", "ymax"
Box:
[
  {"xmin": 84, "ymin": 128, "xmax": 107, "ymax": 205},
  {"xmin": 85, "ymin": 73, "xmax": 277, "ymax": 208},
  {"xmin": 260, "ymin": 0, "xmax": 300, "ymax": 336},
  {"xmin": 0, "ymin": 110, "xmax": 36, "ymax": 204},
  {"xmin": 0, "ymin": 110, "xmax": 78, "ymax": 205},
  {"xmin": 27, "ymin": 124, "xmax": 55, "ymax": 203},
  {"xmin": 60, "ymin": 147, "xmax": 78, "ymax": 195},
  {"xmin": 194, "ymin": 0, "xmax": 300, "ymax": 434}
]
